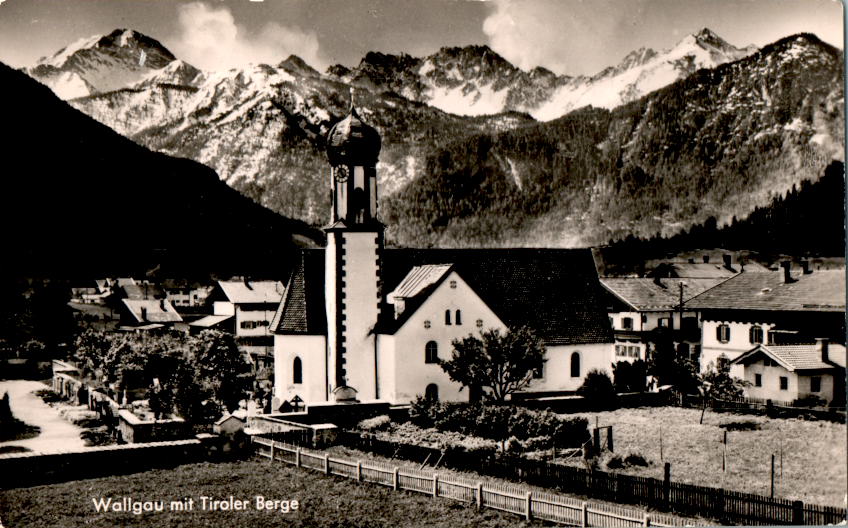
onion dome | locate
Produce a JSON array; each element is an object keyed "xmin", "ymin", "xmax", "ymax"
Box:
[{"xmin": 326, "ymin": 107, "xmax": 381, "ymax": 166}]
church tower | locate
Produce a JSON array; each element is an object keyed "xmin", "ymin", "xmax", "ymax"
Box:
[{"xmin": 324, "ymin": 105, "xmax": 383, "ymax": 402}]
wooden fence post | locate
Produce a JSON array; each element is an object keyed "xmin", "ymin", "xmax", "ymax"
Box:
[
  {"xmin": 525, "ymin": 491, "xmax": 532, "ymax": 521},
  {"xmin": 432, "ymin": 473, "xmax": 439, "ymax": 497},
  {"xmin": 663, "ymin": 462, "xmax": 671, "ymax": 507},
  {"xmin": 269, "ymin": 441, "xmax": 275, "ymax": 463},
  {"xmin": 295, "ymin": 447, "xmax": 301, "ymax": 468},
  {"xmin": 324, "ymin": 454, "xmax": 329, "ymax": 475},
  {"xmin": 792, "ymin": 500, "xmax": 804, "ymax": 525},
  {"xmin": 356, "ymin": 461, "xmax": 362, "ymax": 481},
  {"xmin": 476, "ymin": 482, "xmax": 482, "ymax": 510},
  {"xmin": 608, "ymin": 427, "xmax": 614, "ymax": 453},
  {"xmin": 392, "ymin": 467, "xmax": 399, "ymax": 490},
  {"xmin": 581, "ymin": 501, "xmax": 588, "ymax": 528}
]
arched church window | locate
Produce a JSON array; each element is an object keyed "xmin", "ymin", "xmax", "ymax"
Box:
[
  {"xmin": 425, "ymin": 341, "xmax": 439, "ymax": 363},
  {"xmin": 293, "ymin": 357, "xmax": 302, "ymax": 384},
  {"xmin": 425, "ymin": 384, "xmax": 439, "ymax": 401},
  {"xmin": 570, "ymin": 352, "xmax": 581, "ymax": 378},
  {"xmin": 445, "ymin": 310, "xmax": 452, "ymax": 325},
  {"xmin": 455, "ymin": 310, "xmax": 462, "ymax": 325}
]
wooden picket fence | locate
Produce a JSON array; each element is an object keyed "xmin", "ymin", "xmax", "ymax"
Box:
[{"xmin": 251, "ymin": 436, "xmax": 694, "ymax": 527}]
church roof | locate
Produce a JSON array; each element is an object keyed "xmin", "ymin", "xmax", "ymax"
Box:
[
  {"xmin": 326, "ymin": 108, "xmax": 381, "ymax": 166},
  {"xmin": 388, "ymin": 264, "xmax": 452, "ymax": 301},
  {"xmin": 271, "ymin": 250, "xmax": 327, "ymax": 334},
  {"xmin": 272, "ymin": 248, "xmax": 613, "ymax": 346}
]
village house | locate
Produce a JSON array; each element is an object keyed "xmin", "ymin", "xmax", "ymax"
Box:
[
  {"xmin": 270, "ymin": 108, "xmax": 614, "ymax": 408},
  {"xmin": 684, "ymin": 262, "xmax": 845, "ymax": 373},
  {"xmin": 728, "ymin": 338, "xmax": 846, "ymax": 405},
  {"xmin": 117, "ymin": 298, "xmax": 183, "ymax": 330},
  {"xmin": 600, "ymin": 276, "xmax": 727, "ymax": 362},
  {"xmin": 203, "ymin": 279, "xmax": 284, "ymax": 368}
]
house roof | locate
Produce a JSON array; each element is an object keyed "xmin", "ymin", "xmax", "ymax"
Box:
[
  {"xmin": 388, "ymin": 264, "xmax": 452, "ymax": 301},
  {"xmin": 652, "ymin": 262, "xmax": 739, "ymax": 278},
  {"xmin": 601, "ymin": 277, "xmax": 728, "ymax": 311},
  {"xmin": 730, "ymin": 343, "xmax": 846, "ymax": 371},
  {"xmin": 685, "ymin": 270, "xmax": 845, "ymax": 312},
  {"xmin": 271, "ymin": 250, "xmax": 327, "ymax": 335},
  {"xmin": 121, "ymin": 299, "xmax": 182, "ymax": 324},
  {"xmin": 272, "ymin": 248, "xmax": 613, "ymax": 346},
  {"xmin": 189, "ymin": 314, "xmax": 233, "ymax": 328},
  {"xmin": 217, "ymin": 280, "xmax": 284, "ymax": 304}
]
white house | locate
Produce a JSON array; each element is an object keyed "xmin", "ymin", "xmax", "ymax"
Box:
[
  {"xmin": 685, "ymin": 262, "xmax": 845, "ymax": 373},
  {"xmin": 729, "ymin": 339, "xmax": 846, "ymax": 405},
  {"xmin": 270, "ymin": 107, "xmax": 614, "ymax": 408}
]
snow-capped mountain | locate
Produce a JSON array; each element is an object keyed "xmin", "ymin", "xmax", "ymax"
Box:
[
  {"xmin": 330, "ymin": 28, "xmax": 757, "ymax": 120},
  {"xmin": 27, "ymin": 29, "xmax": 176, "ymax": 99}
]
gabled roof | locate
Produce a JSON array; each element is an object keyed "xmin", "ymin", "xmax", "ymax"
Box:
[
  {"xmin": 271, "ymin": 250, "xmax": 326, "ymax": 335},
  {"xmin": 685, "ymin": 270, "xmax": 845, "ymax": 312},
  {"xmin": 217, "ymin": 280, "xmax": 284, "ymax": 304},
  {"xmin": 388, "ymin": 264, "xmax": 452, "ymax": 301},
  {"xmin": 272, "ymin": 248, "xmax": 613, "ymax": 346},
  {"xmin": 121, "ymin": 299, "xmax": 182, "ymax": 324},
  {"xmin": 601, "ymin": 277, "xmax": 727, "ymax": 311},
  {"xmin": 731, "ymin": 343, "xmax": 846, "ymax": 371}
]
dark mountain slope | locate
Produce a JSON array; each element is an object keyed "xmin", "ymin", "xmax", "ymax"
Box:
[
  {"xmin": 0, "ymin": 61, "xmax": 322, "ymax": 278},
  {"xmin": 382, "ymin": 34, "xmax": 844, "ymax": 248}
]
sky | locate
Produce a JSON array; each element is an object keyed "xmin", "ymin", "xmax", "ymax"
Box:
[{"xmin": 0, "ymin": 0, "xmax": 843, "ymax": 76}]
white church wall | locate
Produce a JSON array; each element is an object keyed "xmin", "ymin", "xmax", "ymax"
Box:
[
  {"xmin": 526, "ymin": 343, "xmax": 614, "ymax": 393},
  {"xmin": 375, "ymin": 334, "xmax": 396, "ymax": 402},
  {"xmin": 274, "ymin": 334, "xmax": 327, "ymax": 405},
  {"xmin": 387, "ymin": 271, "xmax": 506, "ymax": 404}
]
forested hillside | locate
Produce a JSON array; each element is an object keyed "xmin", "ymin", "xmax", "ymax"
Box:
[{"xmin": 382, "ymin": 34, "xmax": 844, "ymax": 249}]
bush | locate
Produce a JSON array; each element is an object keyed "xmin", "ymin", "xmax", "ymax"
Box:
[
  {"xmin": 793, "ymin": 395, "xmax": 827, "ymax": 408},
  {"xmin": 606, "ymin": 452, "xmax": 651, "ymax": 470},
  {"xmin": 577, "ymin": 369, "xmax": 618, "ymax": 410},
  {"xmin": 357, "ymin": 415, "xmax": 391, "ymax": 431},
  {"xmin": 406, "ymin": 397, "xmax": 589, "ymax": 447}
]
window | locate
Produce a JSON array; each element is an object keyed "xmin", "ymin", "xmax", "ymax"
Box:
[
  {"xmin": 716, "ymin": 324, "xmax": 731, "ymax": 343},
  {"xmin": 754, "ymin": 373, "xmax": 762, "ymax": 387},
  {"xmin": 779, "ymin": 376, "xmax": 788, "ymax": 391},
  {"xmin": 749, "ymin": 325, "xmax": 764, "ymax": 344},
  {"xmin": 445, "ymin": 310, "xmax": 452, "ymax": 325},
  {"xmin": 449, "ymin": 280, "xmax": 457, "ymax": 289},
  {"xmin": 533, "ymin": 359, "xmax": 544, "ymax": 379},
  {"xmin": 629, "ymin": 346, "xmax": 639, "ymax": 358},
  {"xmin": 425, "ymin": 341, "xmax": 439, "ymax": 364},
  {"xmin": 622, "ymin": 317, "xmax": 633, "ymax": 330},
  {"xmin": 424, "ymin": 320, "xmax": 431, "ymax": 329},
  {"xmin": 455, "ymin": 310, "xmax": 462, "ymax": 325},
  {"xmin": 570, "ymin": 352, "xmax": 581, "ymax": 378},
  {"xmin": 425, "ymin": 384, "xmax": 439, "ymax": 401},
  {"xmin": 476, "ymin": 319, "xmax": 483, "ymax": 328},
  {"xmin": 293, "ymin": 357, "xmax": 302, "ymax": 384},
  {"xmin": 615, "ymin": 344, "xmax": 625, "ymax": 357},
  {"xmin": 658, "ymin": 317, "xmax": 671, "ymax": 328},
  {"xmin": 811, "ymin": 376, "xmax": 821, "ymax": 393}
]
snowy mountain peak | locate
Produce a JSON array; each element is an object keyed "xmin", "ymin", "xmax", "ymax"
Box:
[{"xmin": 278, "ymin": 55, "xmax": 320, "ymax": 77}]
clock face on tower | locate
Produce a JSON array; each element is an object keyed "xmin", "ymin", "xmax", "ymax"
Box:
[{"xmin": 335, "ymin": 165, "xmax": 349, "ymax": 183}]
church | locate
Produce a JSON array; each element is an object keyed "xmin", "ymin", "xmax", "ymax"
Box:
[{"xmin": 270, "ymin": 107, "xmax": 615, "ymax": 406}]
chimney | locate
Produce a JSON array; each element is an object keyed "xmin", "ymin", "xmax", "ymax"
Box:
[
  {"xmin": 780, "ymin": 261, "xmax": 793, "ymax": 283},
  {"xmin": 722, "ymin": 254, "xmax": 733, "ymax": 270},
  {"xmin": 244, "ymin": 276, "xmax": 253, "ymax": 290},
  {"xmin": 816, "ymin": 338, "xmax": 829, "ymax": 363},
  {"xmin": 703, "ymin": 255, "xmax": 710, "ymax": 263},
  {"xmin": 140, "ymin": 307, "xmax": 147, "ymax": 322},
  {"xmin": 801, "ymin": 260, "xmax": 812, "ymax": 274},
  {"xmin": 160, "ymin": 299, "xmax": 167, "ymax": 311}
]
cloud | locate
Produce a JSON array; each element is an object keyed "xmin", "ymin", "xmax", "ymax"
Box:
[
  {"xmin": 482, "ymin": 0, "xmax": 643, "ymax": 76},
  {"xmin": 172, "ymin": 2, "xmax": 323, "ymax": 71}
]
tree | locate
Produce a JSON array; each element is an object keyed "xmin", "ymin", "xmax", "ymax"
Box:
[
  {"xmin": 612, "ymin": 360, "xmax": 648, "ymax": 393},
  {"xmin": 440, "ymin": 326, "xmax": 546, "ymax": 402},
  {"xmin": 698, "ymin": 356, "xmax": 748, "ymax": 424},
  {"xmin": 646, "ymin": 328, "xmax": 699, "ymax": 394},
  {"xmin": 577, "ymin": 369, "xmax": 617, "ymax": 410}
]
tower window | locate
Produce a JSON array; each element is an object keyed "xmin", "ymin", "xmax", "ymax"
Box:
[
  {"xmin": 570, "ymin": 352, "xmax": 581, "ymax": 378},
  {"xmin": 455, "ymin": 310, "xmax": 462, "ymax": 325},
  {"xmin": 425, "ymin": 341, "xmax": 439, "ymax": 364},
  {"xmin": 293, "ymin": 357, "xmax": 302, "ymax": 384},
  {"xmin": 445, "ymin": 310, "xmax": 451, "ymax": 325}
]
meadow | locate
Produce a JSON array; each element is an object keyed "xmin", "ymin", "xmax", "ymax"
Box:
[
  {"xmin": 562, "ymin": 406, "xmax": 847, "ymax": 506},
  {"xmin": 0, "ymin": 459, "xmax": 544, "ymax": 528}
]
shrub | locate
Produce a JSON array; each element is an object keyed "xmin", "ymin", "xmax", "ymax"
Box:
[
  {"xmin": 793, "ymin": 395, "xmax": 827, "ymax": 408},
  {"xmin": 35, "ymin": 389, "xmax": 63, "ymax": 404},
  {"xmin": 624, "ymin": 453, "xmax": 650, "ymax": 467},
  {"xmin": 357, "ymin": 415, "xmax": 391, "ymax": 431},
  {"xmin": 577, "ymin": 369, "xmax": 618, "ymax": 410}
]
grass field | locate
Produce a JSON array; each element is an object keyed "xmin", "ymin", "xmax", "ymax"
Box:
[
  {"xmin": 0, "ymin": 459, "xmax": 547, "ymax": 528},
  {"xmin": 562, "ymin": 407, "xmax": 847, "ymax": 507}
]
